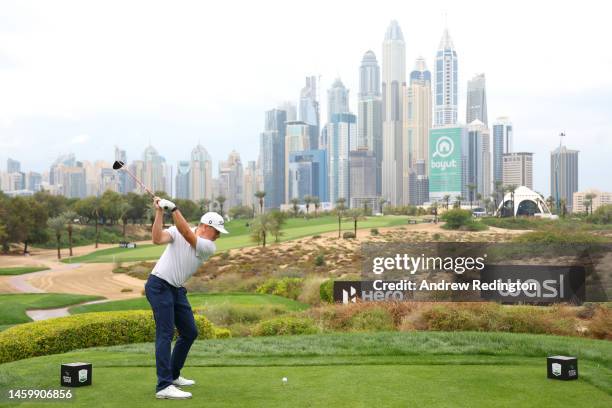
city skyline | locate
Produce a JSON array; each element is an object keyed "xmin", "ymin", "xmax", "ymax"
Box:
[{"xmin": 0, "ymin": 1, "xmax": 610, "ymax": 195}]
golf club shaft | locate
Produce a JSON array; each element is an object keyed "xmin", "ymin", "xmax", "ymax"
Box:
[{"xmin": 120, "ymin": 166, "xmax": 155, "ymax": 198}]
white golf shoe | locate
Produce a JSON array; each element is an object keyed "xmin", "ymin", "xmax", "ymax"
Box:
[
  {"xmin": 155, "ymin": 384, "xmax": 192, "ymax": 399},
  {"xmin": 173, "ymin": 376, "xmax": 196, "ymax": 387}
]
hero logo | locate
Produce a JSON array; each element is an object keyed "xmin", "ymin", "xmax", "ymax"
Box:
[
  {"xmin": 431, "ymin": 136, "xmax": 457, "ymax": 171},
  {"xmin": 552, "ymin": 363, "xmax": 562, "ymax": 376},
  {"xmin": 342, "ymin": 286, "xmax": 358, "ymax": 304}
]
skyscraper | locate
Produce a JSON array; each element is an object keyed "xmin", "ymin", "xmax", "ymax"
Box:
[
  {"xmin": 503, "ymin": 152, "xmax": 533, "ymax": 189},
  {"xmin": 143, "ymin": 145, "xmax": 165, "ymax": 194},
  {"xmin": 403, "ymin": 57, "xmax": 432, "ymax": 205},
  {"xmin": 434, "ymin": 29, "xmax": 458, "ymax": 126},
  {"xmin": 349, "ymin": 147, "xmax": 377, "ymax": 210},
  {"xmin": 357, "ymin": 50, "xmax": 383, "ymax": 196},
  {"xmin": 114, "ymin": 146, "xmax": 127, "ymax": 193},
  {"xmin": 190, "ymin": 144, "xmax": 213, "ymax": 201},
  {"xmin": 466, "ymin": 120, "xmax": 490, "ymax": 203},
  {"xmin": 551, "ymin": 144, "xmax": 579, "ymax": 212},
  {"xmin": 382, "ymin": 20, "xmax": 406, "ymax": 206},
  {"xmin": 466, "ymin": 73, "xmax": 488, "ymax": 125},
  {"xmin": 327, "ymin": 78, "xmax": 349, "ymax": 121},
  {"xmin": 285, "ymin": 121, "xmax": 311, "ymax": 203},
  {"xmin": 492, "ymin": 117, "xmax": 513, "ymax": 186},
  {"xmin": 7, "ymin": 158, "xmax": 20, "ymax": 173},
  {"xmin": 287, "ymin": 150, "xmax": 328, "ymax": 203},
  {"xmin": 327, "ymin": 113, "xmax": 356, "ymax": 204},
  {"xmin": 218, "ymin": 150, "xmax": 243, "ymax": 209},
  {"xmin": 175, "ymin": 160, "xmax": 190, "ymax": 199},
  {"xmin": 242, "ymin": 161, "xmax": 258, "ymax": 210},
  {"xmin": 260, "ymin": 108, "xmax": 287, "ymax": 210},
  {"xmin": 299, "ymin": 76, "xmax": 320, "ymax": 150}
]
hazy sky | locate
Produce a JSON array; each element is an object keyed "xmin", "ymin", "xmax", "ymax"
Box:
[{"xmin": 0, "ymin": 0, "xmax": 610, "ymax": 195}]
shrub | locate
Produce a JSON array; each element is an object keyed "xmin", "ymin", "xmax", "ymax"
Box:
[
  {"xmin": 255, "ymin": 277, "xmax": 305, "ymax": 300},
  {"xmin": 441, "ymin": 209, "xmax": 473, "ymax": 229},
  {"xmin": 587, "ymin": 204, "xmax": 612, "ymax": 224},
  {"xmin": 343, "ymin": 232, "xmax": 356, "ymax": 239},
  {"xmin": 513, "ymin": 230, "xmax": 606, "ymax": 244},
  {"xmin": 252, "ymin": 316, "xmax": 318, "ymax": 336},
  {"xmin": 319, "ymin": 279, "xmax": 335, "ymax": 303},
  {"xmin": 587, "ymin": 306, "xmax": 612, "ymax": 340},
  {"xmin": 314, "ymin": 254, "xmax": 325, "ymax": 266},
  {"xmin": 348, "ymin": 308, "xmax": 395, "ymax": 332},
  {"xmin": 370, "ymin": 228, "xmax": 379, "ymax": 236},
  {"xmin": 298, "ymin": 277, "xmax": 327, "ymax": 305},
  {"xmin": 0, "ymin": 311, "xmax": 220, "ymax": 364}
]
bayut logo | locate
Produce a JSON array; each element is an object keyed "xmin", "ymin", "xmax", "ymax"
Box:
[
  {"xmin": 432, "ymin": 136, "xmax": 454, "ymax": 158},
  {"xmin": 431, "ymin": 136, "xmax": 458, "ymax": 171}
]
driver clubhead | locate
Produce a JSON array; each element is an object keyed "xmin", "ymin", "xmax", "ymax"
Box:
[{"xmin": 113, "ymin": 160, "xmax": 125, "ymax": 170}]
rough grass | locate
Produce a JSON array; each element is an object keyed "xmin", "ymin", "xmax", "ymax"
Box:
[
  {"xmin": 0, "ymin": 266, "xmax": 50, "ymax": 275},
  {"xmin": 0, "ymin": 293, "xmax": 103, "ymax": 325},
  {"xmin": 0, "ymin": 332, "xmax": 610, "ymax": 407},
  {"xmin": 68, "ymin": 293, "xmax": 309, "ymax": 314}
]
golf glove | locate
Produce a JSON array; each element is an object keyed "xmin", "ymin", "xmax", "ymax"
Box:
[{"xmin": 158, "ymin": 199, "xmax": 177, "ymax": 212}]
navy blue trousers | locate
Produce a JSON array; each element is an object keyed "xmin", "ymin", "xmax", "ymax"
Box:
[{"xmin": 145, "ymin": 274, "xmax": 198, "ymax": 392}]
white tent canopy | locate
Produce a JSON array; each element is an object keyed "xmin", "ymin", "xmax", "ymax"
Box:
[{"xmin": 495, "ymin": 186, "xmax": 556, "ymax": 218}]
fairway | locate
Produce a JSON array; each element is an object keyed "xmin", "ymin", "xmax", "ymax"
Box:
[
  {"xmin": 0, "ymin": 294, "xmax": 103, "ymax": 325},
  {"xmin": 69, "ymin": 293, "xmax": 309, "ymax": 314},
  {"xmin": 65, "ymin": 215, "xmax": 411, "ymax": 263},
  {"xmin": 0, "ymin": 332, "xmax": 610, "ymax": 407}
]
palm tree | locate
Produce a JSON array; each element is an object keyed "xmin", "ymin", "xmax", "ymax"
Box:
[
  {"xmin": 313, "ymin": 196, "xmax": 320, "ymax": 217},
  {"xmin": 304, "ymin": 195, "xmax": 313, "ymax": 215},
  {"xmin": 250, "ymin": 213, "xmax": 273, "ymax": 247},
  {"xmin": 254, "ymin": 191, "xmax": 266, "ymax": 214},
  {"xmin": 378, "ymin": 197, "xmax": 387, "ymax": 214},
  {"xmin": 482, "ymin": 198, "xmax": 492, "ymax": 215},
  {"xmin": 290, "ymin": 198, "xmax": 300, "ymax": 217},
  {"xmin": 454, "ymin": 195, "xmax": 463, "ymax": 208},
  {"xmin": 560, "ymin": 198, "xmax": 568, "ymax": 217},
  {"xmin": 584, "ymin": 193, "xmax": 597, "ymax": 215},
  {"xmin": 335, "ymin": 198, "xmax": 346, "ymax": 238},
  {"xmin": 476, "ymin": 193, "xmax": 483, "ymax": 208},
  {"xmin": 546, "ymin": 196, "xmax": 555, "ymax": 214},
  {"xmin": 494, "ymin": 180, "xmax": 504, "ymax": 209},
  {"xmin": 216, "ymin": 196, "xmax": 226, "ymax": 217},
  {"xmin": 199, "ymin": 198, "xmax": 212, "ymax": 213},
  {"xmin": 467, "ymin": 184, "xmax": 476, "ymax": 209},
  {"xmin": 62, "ymin": 210, "xmax": 78, "ymax": 257},
  {"xmin": 443, "ymin": 194, "xmax": 451, "ymax": 210},
  {"xmin": 348, "ymin": 209, "xmax": 363, "ymax": 236},
  {"xmin": 48, "ymin": 216, "xmax": 65, "ymax": 260},
  {"xmin": 505, "ymin": 185, "xmax": 518, "ymax": 218}
]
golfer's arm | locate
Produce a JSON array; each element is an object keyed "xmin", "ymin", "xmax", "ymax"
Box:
[
  {"xmin": 172, "ymin": 210, "xmax": 197, "ymax": 248},
  {"xmin": 152, "ymin": 209, "xmax": 172, "ymax": 245}
]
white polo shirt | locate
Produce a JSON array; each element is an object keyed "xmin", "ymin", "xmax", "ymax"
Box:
[{"xmin": 151, "ymin": 226, "xmax": 216, "ymax": 287}]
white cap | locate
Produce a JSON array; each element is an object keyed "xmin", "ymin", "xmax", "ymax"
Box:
[{"xmin": 199, "ymin": 212, "xmax": 229, "ymax": 234}]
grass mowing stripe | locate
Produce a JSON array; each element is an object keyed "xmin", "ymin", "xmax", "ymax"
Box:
[{"xmin": 0, "ymin": 266, "xmax": 50, "ymax": 275}]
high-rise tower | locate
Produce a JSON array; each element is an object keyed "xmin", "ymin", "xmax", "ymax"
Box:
[
  {"xmin": 434, "ymin": 29, "xmax": 458, "ymax": 126},
  {"xmin": 381, "ymin": 20, "xmax": 406, "ymax": 206}
]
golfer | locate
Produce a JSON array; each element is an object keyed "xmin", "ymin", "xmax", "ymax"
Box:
[{"xmin": 145, "ymin": 196, "xmax": 228, "ymax": 399}]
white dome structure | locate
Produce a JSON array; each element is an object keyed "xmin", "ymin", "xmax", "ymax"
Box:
[{"xmin": 495, "ymin": 186, "xmax": 557, "ymax": 218}]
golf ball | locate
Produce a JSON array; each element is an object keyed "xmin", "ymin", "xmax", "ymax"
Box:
[{"xmin": 282, "ymin": 377, "xmax": 288, "ymax": 384}]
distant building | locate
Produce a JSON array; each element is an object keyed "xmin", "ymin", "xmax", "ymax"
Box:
[
  {"xmin": 190, "ymin": 144, "xmax": 213, "ymax": 201},
  {"xmin": 260, "ymin": 108, "xmax": 287, "ymax": 210},
  {"xmin": 573, "ymin": 189, "xmax": 612, "ymax": 214},
  {"xmin": 349, "ymin": 147, "xmax": 377, "ymax": 209},
  {"xmin": 175, "ymin": 160, "xmax": 191, "ymax": 200},
  {"xmin": 414, "ymin": 159, "xmax": 429, "ymax": 205},
  {"xmin": 218, "ymin": 150, "xmax": 243, "ymax": 209},
  {"xmin": 287, "ymin": 150, "xmax": 328, "ymax": 203},
  {"xmin": 551, "ymin": 145, "xmax": 579, "ymax": 212},
  {"xmin": 7, "ymin": 158, "xmax": 20, "ymax": 173},
  {"xmin": 492, "ymin": 117, "xmax": 513, "ymax": 186},
  {"xmin": 299, "ymin": 76, "xmax": 320, "ymax": 149},
  {"xmin": 434, "ymin": 29, "xmax": 458, "ymax": 126},
  {"xmin": 466, "ymin": 73, "xmax": 488, "ymax": 125},
  {"xmin": 327, "ymin": 113, "xmax": 356, "ymax": 204},
  {"xmin": 467, "ymin": 120, "xmax": 491, "ymax": 202},
  {"xmin": 242, "ymin": 160, "xmax": 258, "ymax": 210},
  {"xmin": 327, "ymin": 78, "xmax": 349, "ymax": 122},
  {"xmin": 285, "ymin": 121, "xmax": 311, "ymax": 203},
  {"xmin": 503, "ymin": 152, "xmax": 533, "ymax": 190}
]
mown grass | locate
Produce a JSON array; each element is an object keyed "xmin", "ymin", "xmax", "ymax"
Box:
[
  {"xmin": 0, "ymin": 294, "xmax": 103, "ymax": 325},
  {"xmin": 0, "ymin": 332, "xmax": 610, "ymax": 407},
  {"xmin": 63, "ymin": 215, "xmax": 409, "ymax": 263},
  {"xmin": 0, "ymin": 266, "xmax": 50, "ymax": 276},
  {"xmin": 69, "ymin": 293, "xmax": 309, "ymax": 314}
]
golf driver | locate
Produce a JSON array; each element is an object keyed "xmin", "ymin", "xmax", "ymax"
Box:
[{"xmin": 112, "ymin": 160, "xmax": 155, "ymax": 198}]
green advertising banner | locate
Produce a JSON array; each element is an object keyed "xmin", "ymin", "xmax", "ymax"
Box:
[{"xmin": 429, "ymin": 127, "xmax": 462, "ymax": 194}]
